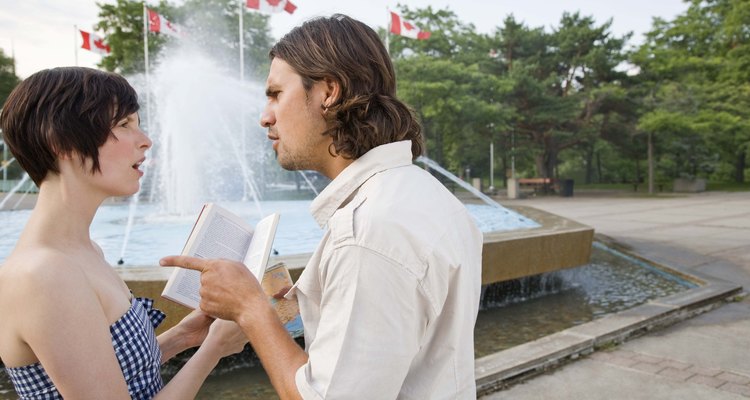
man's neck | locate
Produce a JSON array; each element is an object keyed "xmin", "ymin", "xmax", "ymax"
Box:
[{"xmin": 319, "ymin": 156, "xmax": 355, "ymax": 180}]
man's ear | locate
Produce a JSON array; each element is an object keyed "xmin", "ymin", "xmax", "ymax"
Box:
[{"xmin": 322, "ymin": 77, "xmax": 341, "ymax": 108}]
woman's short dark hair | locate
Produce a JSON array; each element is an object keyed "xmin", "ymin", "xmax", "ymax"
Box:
[
  {"xmin": 269, "ymin": 14, "xmax": 424, "ymax": 160},
  {"xmin": 0, "ymin": 67, "xmax": 139, "ymax": 186}
]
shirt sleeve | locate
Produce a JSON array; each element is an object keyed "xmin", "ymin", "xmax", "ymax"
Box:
[{"xmin": 295, "ymin": 245, "xmax": 429, "ymax": 399}]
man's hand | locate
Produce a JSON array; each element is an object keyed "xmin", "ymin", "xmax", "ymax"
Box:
[{"xmin": 160, "ymin": 256, "xmax": 265, "ymax": 322}]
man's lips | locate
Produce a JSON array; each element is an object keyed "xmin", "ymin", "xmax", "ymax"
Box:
[{"xmin": 267, "ymin": 134, "xmax": 279, "ymax": 150}]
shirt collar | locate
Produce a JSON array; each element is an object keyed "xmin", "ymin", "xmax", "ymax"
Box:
[{"xmin": 310, "ymin": 140, "xmax": 414, "ymax": 228}]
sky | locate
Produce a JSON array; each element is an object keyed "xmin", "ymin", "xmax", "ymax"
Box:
[{"xmin": 0, "ymin": 0, "xmax": 689, "ymax": 79}]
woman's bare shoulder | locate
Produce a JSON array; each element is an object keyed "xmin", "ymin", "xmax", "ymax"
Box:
[{"xmin": 0, "ymin": 247, "xmax": 90, "ymax": 304}]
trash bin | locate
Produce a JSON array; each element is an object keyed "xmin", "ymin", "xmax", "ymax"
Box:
[{"xmin": 560, "ymin": 179, "xmax": 574, "ymax": 197}]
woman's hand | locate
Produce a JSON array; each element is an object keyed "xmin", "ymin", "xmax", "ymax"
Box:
[
  {"xmin": 174, "ymin": 309, "xmax": 215, "ymax": 349},
  {"xmin": 204, "ymin": 319, "xmax": 248, "ymax": 358}
]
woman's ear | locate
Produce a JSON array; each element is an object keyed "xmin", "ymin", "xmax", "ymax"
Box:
[{"xmin": 57, "ymin": 150, "xmax": 74, "ymax": 161}]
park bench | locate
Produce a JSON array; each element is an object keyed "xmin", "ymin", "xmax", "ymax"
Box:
[{"xmin": 517, "ymin": 177, "xmax": 557, "ymax": 195}]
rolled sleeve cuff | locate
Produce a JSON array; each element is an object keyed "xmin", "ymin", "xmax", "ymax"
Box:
[{"xmin": 295, "ymin": 363, "xmax": 324, "ymax": 400}]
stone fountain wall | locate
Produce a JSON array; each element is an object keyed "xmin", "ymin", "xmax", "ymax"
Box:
[{"xmin": 117, "ymin": 206, "xmax": 593, "ymax": 334}]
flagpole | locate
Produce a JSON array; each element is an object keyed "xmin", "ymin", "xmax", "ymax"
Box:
[
  {"xmin": 239, "ymin": 0, "xmax": 248, "ymax": 200},
  {"xmin": 10, "ymin": 38, "xmax": 16, "ymax": 77},
  {"xmin": 239, "ymin": 0, "xmax": 244, "ymax": 84},
  {"xmin": 73, "ymin": 25, "xmax": 79, "ymax": 66},
  {"xmin": 385, "ymin": 9, "xmax": 390, "ymax": 56},
  {"xmin": 143, "ymin": 3, "xmax": 152, "ymax": 136}
]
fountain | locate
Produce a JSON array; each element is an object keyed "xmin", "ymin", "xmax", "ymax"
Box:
[
  {"xmin": 0, "ymin": 173, "xmax": 31, "ymax": 210},
  {"xmin": 113, "ymin": 40, "xmax": 594, "ymax": 329},
  {"xmin": 0, "ymin": 155, "xmax": 34, "ymax": 211},
  {"xmin": 1, "ymin": 24, "xmax": 735, "ymax": 400},
  {"xmin": 0, "ymin": 38, "xmax": 594, "ymax": 315},
  {"xmin": 0, "ymin": 35, "xmax": 604, "ymax": 399}
]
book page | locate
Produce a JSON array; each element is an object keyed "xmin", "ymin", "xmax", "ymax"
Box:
[
  {"xmin": 242, "ymin": 213, "xmax": 280, "ymax": 279},
  {"xmin": 162, "ymin": 203, "xmax": 256, "ymax": 309},
  {"xmin": 194, "ymin": 213, "xmax": 253, "ymax": 261}
]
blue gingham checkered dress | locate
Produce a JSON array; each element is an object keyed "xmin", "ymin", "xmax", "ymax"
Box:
[{"xmin": 5, "ymin": 297, "xmax": 167, "ymax": 399}]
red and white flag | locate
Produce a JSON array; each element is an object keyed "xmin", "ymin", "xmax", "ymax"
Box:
[
  {"xmin": 147, "ymin": 8, "xmax": 182, "ymax": 38},
  {"xmin": 246, "ymin": 0, "xmax": 297, "ymax": 15},
  {"xmin": 390, "ymin": 11, "xmax": 431, "ymax": 40},
  {"xmin": 79, "ymin": 30, "xmax": 111, "ymax": 56}
]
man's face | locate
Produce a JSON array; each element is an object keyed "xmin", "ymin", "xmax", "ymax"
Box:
[{"xmin": 261, "ymin": 58, "xmax": 332, "ymax": 173}]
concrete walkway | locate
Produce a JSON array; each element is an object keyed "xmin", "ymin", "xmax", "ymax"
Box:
[{"xmin": 482, "ymin": 191, "xmax": 750, "ymax": 399}]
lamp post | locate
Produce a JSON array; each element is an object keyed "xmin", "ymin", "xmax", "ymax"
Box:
[
  {"xmin": 511, "ymin": 130, "xmax": 516, "ymax": 179},
  {"xmin": 507, "ymin": 130, "xmax": 519, "ymax": 199},
  {"xmin": 489, "ymin": 142, "xmax": 495, "ymax": 193},
  {"xmin": 2, "ymin": 137, "xmax": 7, "ymax": 186},
  {"xmin": 487, "ymin": 122, "xmax": 496, "ymax": 194}
]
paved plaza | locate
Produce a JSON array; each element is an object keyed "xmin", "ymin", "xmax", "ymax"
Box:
[{"xmin": 482, "ymin": 191, "xmax": 750, "ymax": 399}]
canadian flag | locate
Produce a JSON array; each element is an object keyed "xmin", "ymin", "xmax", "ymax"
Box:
[
  {"xmin": 246, "ymin": 0, "xmax": 297, "ymax": 15},
  {"xmin": 390, "ymin": 11, "xmax": 430, "ymax": 40},
  {"xmin": 147, "ymin": 8, "xmax": 182, "ymax": 38},
  {"xmin": 79, "ymin": 30, "xmax": 111, "ymax": 56}
]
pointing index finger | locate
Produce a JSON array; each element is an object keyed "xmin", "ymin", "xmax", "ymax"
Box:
[{"xmin": 160, "ymin": 255, "xmax": 206, "ymax": 272}]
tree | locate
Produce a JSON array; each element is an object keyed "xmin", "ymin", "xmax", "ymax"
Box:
[
  {"xmin": 392, "ymin": 7, "xmax": 512, "ymax": 179},
  {"xmin": 390, "ymin": 8, "xmax": 635, "ymax": 183},
  {"xmin": 490, "ymin": 13, "xmax": 632, "ymax": 179},
  {"xmin": 0, "ymin": 48, "xmax": 20, "ymax": 107},
  {"xmin": 179, "ymin": 0, "xmax": 274, "ymax": 81},
  {"xmin": 632, "ymin": 0, "xmax": 750, "ymax": 183},
  {"xmin": 1, "ymin": 49, "xmax": 22, "ymax": 180},
  {"xmin": 94, "ymin": 0, "xmax": 274, "ymax": 79},
  {"xmin": 95, "ymin": 0, "xmax": 172, "ymax": 74}
]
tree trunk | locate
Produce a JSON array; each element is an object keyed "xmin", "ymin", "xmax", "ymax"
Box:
[
  {"xmin": 648, "ymin": 131, "xmax": 654, "ymax": 194},
  {"xmin": 734, "ymin": 149, "xmax": 746, "ymax": 183},
  {"xmin": 635, "ymin": 158, "xmax": 641, "ymax": 185},
  {"xmin": 585, "ymin": 144, "xmax": 594, "ymax": 184},
  {"xmin": 535, "ymin": 154, "xmax": 545, "ymax": 178},
  {"xmin": 534, "ymin": 153, "xmax": 555, "ymax": 179},
  {"xmin": 501, "ymin": 154, "xmax": 508, "ymax": 189},
  {"xmin": 548, "ymin": 151, "xmax": 557, "ymax": 180}
]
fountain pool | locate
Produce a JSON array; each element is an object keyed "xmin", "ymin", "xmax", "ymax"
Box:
[{"xmin": 0, "ymin": 199, "xmax": 539, "ymax": 266}]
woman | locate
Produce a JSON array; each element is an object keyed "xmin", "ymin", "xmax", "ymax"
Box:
[{"xmin": 0, "ymin": 67, "xmax": 246, "ymax": 399}]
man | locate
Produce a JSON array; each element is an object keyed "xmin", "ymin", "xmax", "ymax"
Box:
[{"xmin": 161, "ymin": 14, "xmax": 483, "ymax": 399}]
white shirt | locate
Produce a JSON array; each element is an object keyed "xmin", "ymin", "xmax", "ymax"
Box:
[{"xmin": 289, "ymin": 140, "xmax": 483, "ymax": 399}]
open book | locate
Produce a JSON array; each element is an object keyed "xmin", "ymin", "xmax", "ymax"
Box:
[{"xmin": 162, "ymin": 203, "xmax": 280, "ymax": 309}]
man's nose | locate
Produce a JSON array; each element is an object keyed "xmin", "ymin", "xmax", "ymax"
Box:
[{"xmin": 260, "ymin": 108, "xmax": 274, "ymax": 127}]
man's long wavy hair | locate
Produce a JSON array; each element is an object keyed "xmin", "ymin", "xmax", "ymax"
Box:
[{"xmin": 269, "ymin": 14, "xmax": 424, "ymax": 160}]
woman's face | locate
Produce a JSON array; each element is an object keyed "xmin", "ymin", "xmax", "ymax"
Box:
[{"xmin": 88, "ymin": 112, "xmax": 152, "ymax": 197}]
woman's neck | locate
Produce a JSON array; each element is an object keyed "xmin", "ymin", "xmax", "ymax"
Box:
[{"xmin": 17, "ymin": 175, "xmax": 106, "ymax": 249}]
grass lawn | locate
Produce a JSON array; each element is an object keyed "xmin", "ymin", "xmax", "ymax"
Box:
[{"xmin": 706, "ymin": 181, "xmax": 750, "ymax": 192}]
